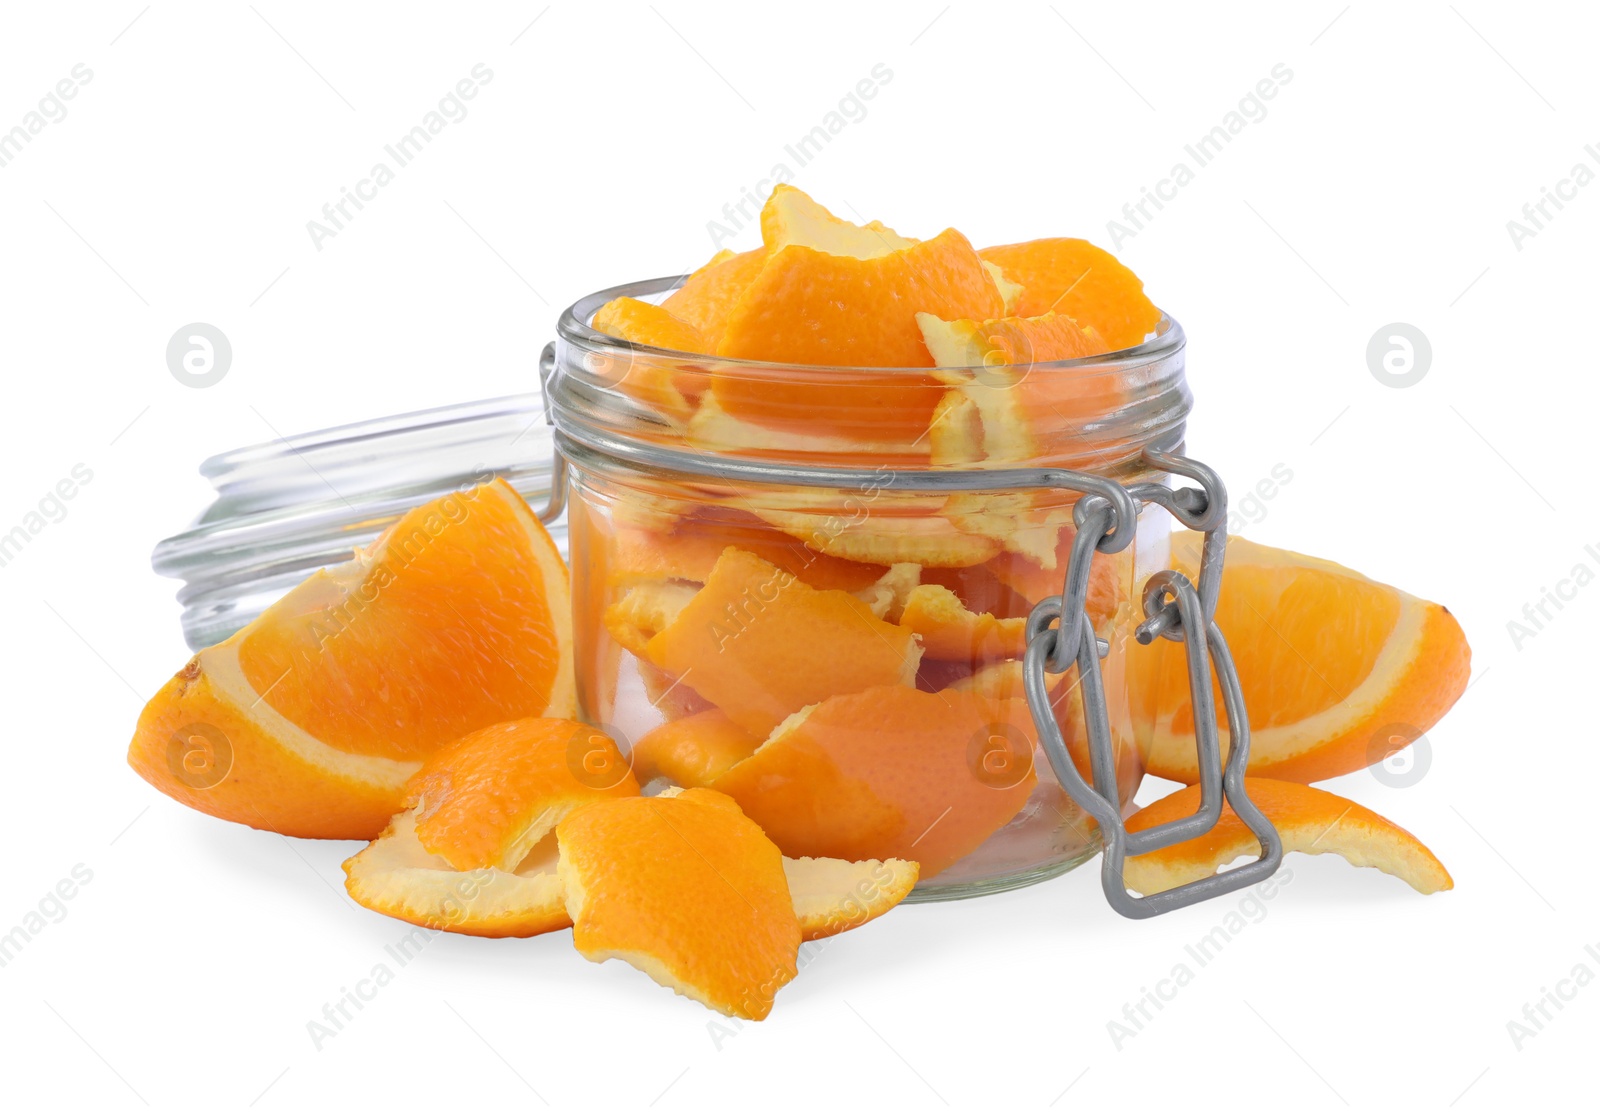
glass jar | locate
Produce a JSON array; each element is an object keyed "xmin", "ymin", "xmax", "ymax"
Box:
[
  {"xmin": 153, "ymin": 394, "xmax": 563, "ymax": 650},
  {"xmin": 548, "ymin": 277, "xmax": 1192, "ymax": 900}
]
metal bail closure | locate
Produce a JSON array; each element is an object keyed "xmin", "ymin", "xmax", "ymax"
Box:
[{"xmin": 1022, "ymin": 450, "xmax": 1283, "ymax": 918}]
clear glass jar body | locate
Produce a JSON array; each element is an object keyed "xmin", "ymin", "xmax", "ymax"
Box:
[{"xmin": 551, "ymin": 278, "xmax": 1191, "ymax": 899}]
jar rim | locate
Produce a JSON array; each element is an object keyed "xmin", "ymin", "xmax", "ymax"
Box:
[
  {"xmin": 557, "ymin": 276, "xmax": 1186, "ymax": 375},
  {"xmin": 549, "ymin": 276, "xmax": 1192, "ymax": 479}
]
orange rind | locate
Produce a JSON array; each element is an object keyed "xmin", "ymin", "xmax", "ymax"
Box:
[
  {"xmin": 711, "ymin": 684, "xmax": 1038, "ymax": 876},
  {"xmin": 662, "ymin": 247, "xmax": 768, "ymax": 351},
  {"xmin": 630, "ymin": 709, "xmax": 761, "ymax": 788},
  {"xmin": 557, "ymin": 788, "xmax": 800, "ymax": 1020},
  {"xmin": 897, "ymin": 583, "xmax": 1028, "ymax": 662},
  {"xmin": 128, "ymin": 480, "xmax": 573, "ymax": 840},
  {"xmin": 1123, "ymin": 778, "xmax": 1453, "ymax": 896},
  {"xmin": 342, "ymin": 810, "xmax": 572, "ymax": 938},
  {"xmin": 641, "ymin": 548, "xmax": 922, "ymax": 737},
  {"xmin": 406, "ymin": 718, "xmax": 638, "ymax": 872},
  {"xmin": 1137, "ymin": 533, "xmax": 1471, "ymax": 784},
  {"xmin": 784, "ymin": 856, "xmax": 919, "ymax": 941},
  {"xmin": 978, "ymin": 237, "xmax": 1161, "ymax": 351},
  {"xmin": 589, "ymin": 296, "xmax": 712, "ymax": 420}
]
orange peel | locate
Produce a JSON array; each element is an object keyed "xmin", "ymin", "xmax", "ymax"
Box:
[
  {"xmin": 978, "ymin": 237, "xmax": 1161, "ymax": 351},
  {"xmin": 557, "ymin": 788, "xmax": 800, "ymax": 1020},
  {"xmin": 711, "ymin": 684, "xmax": 1037, "ymax": 876},
  {"xmin": 641, "ymin": 547, "xmax": 921, "ymax": 737},
  {"xmin": 1123, "ymin": 778, "xmax": 1453, "ymax": 896},
  {"xmin": 784, "ymin": 856, "xmax": 919, "ymax": 941}
]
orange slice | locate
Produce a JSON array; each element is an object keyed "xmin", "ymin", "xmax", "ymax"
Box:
[
  {"xmin": 1123, "ymin": 778, "xmax": 1453, "ymax": 895},
  {"xmin": 406, "ymin": 718, "xmax": 638, "ymax": 872},
  {"xmin": 589, "ymin": 296, "xmax": 710, "ymax": 420},
  {"xmin": 641, "ymin": 548, "xmax": 922, "ymax": 737},
  {"xmin": 711, "ymin": 685, "xmax": 1038, "ymax": 876},
  {"xmin": 784, "ymin": 856, "xmax": 919, "ymax": 941},
  {"xmin": 978, "ymin": 238, "xmax": 1162, "ymax": 351},
  {"xmin": 630, "ymin": 709, "xmax": 761, "ymax": 787},
  {"xmin": 342, "ymin": 810, "xmax": 571, "ymax": 938},
  {"xmin": 128, "ymin": 480, "xmax": 573, "ymax": 840},
  {"xmin": 714, "ymin": 188, "xmax": 1005, "ymax": 441},
  {"xmin": 557, "ymin": 788, "xmax": 800, "ymax": 1020},
  {"xmin": 898, "ymin": 583, "xmax": 1028, "ymax": 662},
  {"xmin": 662, "ymin": 247, "xmax": 767, "ymax": 350},
  {"xmin": 1137, "ymin": 533, "xmax": 1471, "ymax": 784}
]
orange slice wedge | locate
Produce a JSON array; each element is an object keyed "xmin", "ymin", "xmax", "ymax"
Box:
[
  {"xmin": 641, "ymin": 547, "xmax": 922, "ymax": 737},
  {"xmin": 406, "ymin": 718, "xmax": 638, "ymax": 872},
  {"xmin": 630, "ymin": 709, "xmax": 761, "ymax": 788},
  {"xmin": 978, "ymin": 237, "xmax": 1162, "ymax": 351},
  {"xmin": 1137, "ymin": 533, "xmax": 1471, "ymax": 784},
  {"xmin": 128, "ymin": 480, "xmax": 573, "ymax": 840},
  {"xmin": 662, "ymin": 248, "xmax": 768, "ymax": 350},
  {"xmin": 784, "ymin": 856, "xmax": 919, "ymax": 941},
  {"xmin": 1123, "ymin": 778, "xmax": 1453, "ymax": 895},
  {"xmin": 711, "ymin": 684, "xmax": 1038, "ymax": 876},
  {"xmin": 557, "ymin": 788, "xmax": 800, "ymax": 1020}
]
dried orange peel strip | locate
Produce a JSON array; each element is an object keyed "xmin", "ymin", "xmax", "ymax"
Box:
[
  {"xmin": 604, "ymin": 514, "xmax": 889, "ymax": 594},
  {"xmin": 1137, "ymin": 532, "xmax": 1471, "ymax": 784},
  {"xmin": 406, "ymin": 718, "xmax": 637, "ymax": 872},
  {"xmin": 1123, "ymin": 778, "xmax": 1453, "ymax": 896},
  {"xmin": 128, "ymin": 480, "xmax": 573, "ymax": 840},
  {"xmin": 642, "ymin": 547, "xmax": 922, "ymax": 737},
  {"xmin": 558, "ymin": 788, "xmax": 800, "ymax": 1020}
]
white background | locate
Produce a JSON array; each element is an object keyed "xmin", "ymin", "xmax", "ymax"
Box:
[{"xmin": 1, "ymin": 2, "xmax": 1595, "ymax": 1108}]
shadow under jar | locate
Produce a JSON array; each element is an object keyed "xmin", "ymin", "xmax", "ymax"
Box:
[{"xmin": 546, "ymin": 277, "xmax": 1192, "ymax": 900}]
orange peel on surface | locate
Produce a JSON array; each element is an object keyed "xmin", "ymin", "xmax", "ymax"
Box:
[
  {"xmin": 784, "ymin": 856, "xmax": 919, "ymax": 941},
  {"xmin": 557, "ymin": 788, "xmax": 800, "ymax": 1020},
  {"xmin": 1123, "ymin": 778, "xmax": 1453, "ymax": 896},
  {"xmin": 641, "ymin": 547, "xmax": 922, "ymax": 737}
]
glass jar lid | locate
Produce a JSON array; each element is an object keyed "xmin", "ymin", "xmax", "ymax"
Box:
[{"xmin": 152, "ymin": 393, "xmax": 563, "ymax": 650}]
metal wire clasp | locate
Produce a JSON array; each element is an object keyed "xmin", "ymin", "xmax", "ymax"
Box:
[{"xmin": 1023, "ymin": 448, "xmax": 1283, "ymax": 918}]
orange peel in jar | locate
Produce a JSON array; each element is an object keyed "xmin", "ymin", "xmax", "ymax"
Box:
[
  {"xmin": 978, "ymin": 237, "xmax": 1162, "ymax": 351},
  {"xmin": 629, "ymin": 709, "xmax": 761, "ymax": 788},
  {"xmin": 588, "ymin": 296, "xmax": 711, "ymax": 421},
  {"xmin": 712, "ymin": 187, "xmax": 1006, "ymax": 443},
  {"xmin": 640, "ymin": 547, "xmax": 922, "ymax": 737},
  {"xmin": 711, "ymin": 684, "xmax": 1038, "ymax": 877},
  {"xmin": 662, "ymin": 247, "xmax": 768, "ymax": 352}
]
